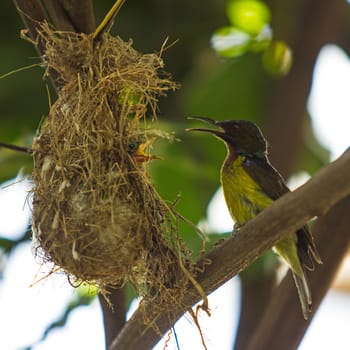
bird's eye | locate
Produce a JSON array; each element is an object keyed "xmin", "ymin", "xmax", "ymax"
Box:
[{"xmin": 127, "ymin": 142, "xmax": 138, "ymax": 153}]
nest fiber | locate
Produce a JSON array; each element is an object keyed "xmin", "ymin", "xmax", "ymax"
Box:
[{"xmin": 30, "ymin": 23, "xmax": 190, "ymax": 303}]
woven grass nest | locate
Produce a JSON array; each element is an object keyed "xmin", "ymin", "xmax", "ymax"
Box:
[{"xmin": 29, "ymin": 22, "xmax": 195, "ymax": 307}]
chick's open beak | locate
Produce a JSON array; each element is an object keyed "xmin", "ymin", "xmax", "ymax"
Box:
[{"xmin": 133, "ymin": 137, "xmax": 160, "ymax": 163}]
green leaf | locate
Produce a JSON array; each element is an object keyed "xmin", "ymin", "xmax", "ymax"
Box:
[
  {"xmin": 262, "ymin": 40, "xmax": 293, "ymax": 77},
  {"xmin": 227, "ymin": 0, "xmax": 271, "ymax": 36},
  {"xmin": 211, "ymin": 26, "xmax": 251, "ymax": 58},
  {"xmin": 248, "ymin": 25, "xmax": 273, "ymax": 53}
]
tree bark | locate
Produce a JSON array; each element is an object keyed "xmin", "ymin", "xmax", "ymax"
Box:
[
  {"xmin": 265, "ymin": 0, "xmax": 345, "ymax": 176},
  {"xmin": 99, "ymin": 287, "xmax": 126, "ymax": 349},
  {"xmin": 234, "ymin": 272, "xmax": 275, "ymax": 350},
  {"xmin": 13, "ymin": 0, "xmax": 96, "ymax": 89}
]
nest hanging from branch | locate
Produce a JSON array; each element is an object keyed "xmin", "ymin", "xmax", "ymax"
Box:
[{"xmin": 28, "ymin": 22, "xmax": 197, "ymax": 310}]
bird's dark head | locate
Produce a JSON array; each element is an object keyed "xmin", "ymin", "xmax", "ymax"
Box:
[{"xmin": 187, "ymin": 116, "xmax": 267, "ymax": 157}]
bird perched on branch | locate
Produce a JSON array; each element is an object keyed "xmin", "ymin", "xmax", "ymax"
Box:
[{"xmin": 188, "ymin": 116, "xmax": 322, "ymax": 319}]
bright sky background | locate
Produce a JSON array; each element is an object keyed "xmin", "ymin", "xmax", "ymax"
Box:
[{"xmin": 1, "ymin": 44, "xmax": 350, "ymax": 350}]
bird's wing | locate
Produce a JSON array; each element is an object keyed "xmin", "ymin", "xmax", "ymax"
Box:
[
  {"xmin": 242, "ymin": 155, "xmax": 289, "ymax": 200},
  {"xmin": 296, "ymin": 226, "xmax": 322, "ymax": 270},
  {"xmin": 242, "ymin": 155, "xmax": 322, "ymax": 268}
]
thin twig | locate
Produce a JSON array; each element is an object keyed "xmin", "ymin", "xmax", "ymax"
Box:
[
  {"xmin": 93, "ymin": 0, "xmax": 125, "ymax": 41},
  {"xmin": 0, "ymin": 142, "xmax": 31, "ymax": 154}
]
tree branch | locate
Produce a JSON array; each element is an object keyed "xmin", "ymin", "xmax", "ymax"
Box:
[
  {"xmin": 234, "ymin": 272, "xmax": 275, "ymax": 350},
  {"xmin": 246, "ymin": 195, "xmax": 350, "ymax": 350},
  {"xmin": 13, "ymin": 0, "xmax": 95, "ymax": 89},
  {"xmin": 42, "ymin": 0, "xmax": 95, "ymax": 33},
  {"xmin": 13, "ymin": 0, "xmax": 47, "ymax": 55},
  {"xmin": 98, "ymin": 287, "xmax": 126, "ymax": 349},
  {"xmin": 265, "ymin": 0, "xmax": 345, "ymax": 176},
  {"xmin": 110, "ymin": 150, "xmax": 350, "ymax": 349}
]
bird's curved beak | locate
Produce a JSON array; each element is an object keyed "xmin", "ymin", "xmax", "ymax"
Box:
[
  {"xmin": 133, "ymin": 137, "xmax": 160, "ymax": 163},
  {"xmin": 186, "ymin": 116, "xmax": 232, "ymax": 143}
]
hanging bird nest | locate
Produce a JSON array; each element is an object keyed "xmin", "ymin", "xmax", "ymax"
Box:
[{"xmin": 28, "ymin": 22, "xmax": 197, "ymax": 310}]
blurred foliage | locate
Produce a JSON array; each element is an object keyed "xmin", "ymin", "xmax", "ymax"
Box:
[
  {"xmin": 0, "ymin": 0, "xmax": 328, "ymax": 189},
  {"xmin": 0, "ymin": 229, "xmax": 31, "ymax": 279},
  {"xmin": 262, "ymin": 40, "xmax": 292, "ymax": 76},
  {"xmin": 0, "ymin": 229, "xmax": 31, "ymax": 254},
  {"xmin": 227, "ymin": 0, "xmax": 271, "ymax": 36},
  {"xmin": 25, "ymin": 286, "xmax": 96, "ymax": 350},
  {"xmin": 0, "ymin": 0, "xmax": 336, "ymax": 346},
  {"xmin": 0, "ymin": 0, "xmax": 331, "ymax": 275},
  {"xmin": 211, "ymin": 0, "xmax": 292, "ymax": 76},
  {"xmin": 212, "ymin": 0, "xmax": 272, "ymax": 58}
]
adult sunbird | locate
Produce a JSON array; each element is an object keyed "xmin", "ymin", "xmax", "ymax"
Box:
[{"xmin": 188, "ymin": 116, "xmax": 322, "ymax": 319}]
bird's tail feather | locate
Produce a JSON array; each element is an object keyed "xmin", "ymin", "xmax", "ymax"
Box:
[{"xmin": 292, "ymin": 269, "xmax": 312, "ymax": 320}]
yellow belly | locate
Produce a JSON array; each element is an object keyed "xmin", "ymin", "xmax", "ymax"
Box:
[
  {"xmin": 221, "ymin": 156, "xmax": 273, "ymax": 225},
  {"xmin": 221, "ymin": 156, "xmax": 302, "ymax": 275}
]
